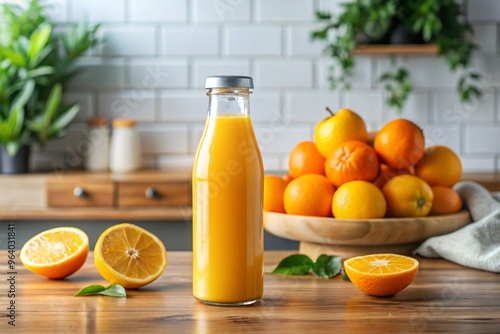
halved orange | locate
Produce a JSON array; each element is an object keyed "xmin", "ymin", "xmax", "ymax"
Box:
[
  {"xmin": 94, "ymin": 223, "xmax": 168, "ymax": 289},
  {"xmin": 20, "ymin": 227, "xmax": 89, "ymax": 279},
  {"xmin": 344, "ymin": 254, "xmax": 419, "ymax": 296}
]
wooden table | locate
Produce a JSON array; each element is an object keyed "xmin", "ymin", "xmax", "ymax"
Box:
[{"xmin": 1, "ymin": 251, "xmax": 499, "ymax": 333}]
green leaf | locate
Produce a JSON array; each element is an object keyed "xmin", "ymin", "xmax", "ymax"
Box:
[
  {"xmin": 28, "ymin": 24, "xmax": 52, "ymax": 67},
  {"xmin": 312, "ymin": 255, "xmax": 341, "ymax": 278},
  {"xmin": 271, "ymin": 254, "xmax": 314, "ymax": 275},
  {"xmin": 42, "ymin": 83, "xmax": 62, "ymax": 127},
  {"xmin": 75, "ymin": 284, "xmax": 126, "ymax": 298},
  {"xmin": 0, "ymin": 47, "xmax": 26, "ymax": 67},
  {"xmin": 99, "ymin": 284, "xmax": 127, "ymax": 298},
  {"xmin": 49, "ymin": 104, "xmax": 80, "ymax": 133},
  {"xmin": 11, "ymin": 79, "xmax": 35, "ymax": 110},
  {"xmin": 75, "ymin": 284, "xmax": 106, "ymax": 296}
]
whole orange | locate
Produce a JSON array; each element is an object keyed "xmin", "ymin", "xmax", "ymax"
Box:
[
  {"xmin": 332, "ymin": 181, "xmax": 386, "ymax": 219},
  {"xmin": 288, "ymin": 141, "xmax": 326, "ymax": 178},
  {"xmin": 325, "ymin": 140, "xmax": 379, "ymax": 188},
  {"xmin": 283, "ymin": 174, "xmax": 335, "ymax": 217},
  {"xmin": 382, "ymin": 175, "xmax": 433, "ymax": 217},
  {"xmin": 374, "ymin": 118, "xmax": 425, "ymax": 170},
  {"xmin": 414, "ymin": 146, "xmax": 462, "ymax": 188},
  {"xmin": 429, "ymin": 186, "xmax": 463, "ymax": 216},
  {"xmin": 264, "ymin": 175, "xmax": 288, "ymax": 213},
  {"xmin": 373, "ymin": 164, "xmax": 412, "ymax": 189},
  {"xmin": 314, "ymin": 108, "xmax": 368, "ymax": 158}
]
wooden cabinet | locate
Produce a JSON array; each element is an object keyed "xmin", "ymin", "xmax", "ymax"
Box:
[
  {"xmin": 0, "ymin": 170, "xmax": 192, "ymax": 220},
  {"xmin": 48, "ymin": 179, "xmax": 114, "ymax": 208},
  {"xmin": 117, "ymin": 181, "xmax": 190, "ymax": 208}
]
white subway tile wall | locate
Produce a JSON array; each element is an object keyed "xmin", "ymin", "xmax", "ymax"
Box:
[{"xmin": 37, "ymin": 0, "xmax": 499, "ymax": 173}]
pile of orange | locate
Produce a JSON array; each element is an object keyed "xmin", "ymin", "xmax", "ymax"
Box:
[{"xmin": 264, "ymin": 108, "xmax": 463, "ymax": 219}]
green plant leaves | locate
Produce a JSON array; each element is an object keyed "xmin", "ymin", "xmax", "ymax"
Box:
[
  {"xmin": 0, "ymin": 0, "xmax": 100, "ymax": 152},
  {"xmin": 75, "ymin": 284, "xmax": 127, "ymax": 298},
  {"xmin": 272, "ymin": 254, "xmax": 314, "ymax": 276},
  {"xmin": 312, "ymin": 255, "xmax": 341, "ymax": 278},
  {"xmin": 271, "ymin": 254, "xmax": 342, "ymax": 279}
]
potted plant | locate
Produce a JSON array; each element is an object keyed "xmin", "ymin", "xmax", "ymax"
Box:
[
  {"xmin": 312, "ymin": 0, "xmax": 483, "ymax": 113},
  {"xmin": 0, "ymin": 0, "xmax": 99, "ymax": 173}
]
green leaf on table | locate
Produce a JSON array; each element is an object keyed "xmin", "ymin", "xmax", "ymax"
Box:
[
  {"xmin": 341, "ymin": 268, "xmax": 351, "ymax": 282},
  {"xmin": 99, "ymin": 284, "xmax": 127, "ymax": 298},
  {"xmin": 271, "ymin": 254, "xmax": 314, "ymax": 275},
  {"xmin": 75, "ymin": 284, "xmax": 106, "ymax": 296},
  {"xmin": 312, "ymin": 255, "xmax": 341, "ymax": 278},
  {"xmin": 75, "ymin": 284, "xmax": 126, "ymax": 298}
]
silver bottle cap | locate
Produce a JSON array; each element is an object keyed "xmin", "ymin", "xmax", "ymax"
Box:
[{"xmin": 205, "ymin": 75, "xmax": 254, "ymax": 89}]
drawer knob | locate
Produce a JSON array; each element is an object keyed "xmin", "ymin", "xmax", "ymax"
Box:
[
  {"xmin": 73, "ymin": 187, "xmax": 87, "ymax": 198},
  {"xmin": 145, "ymin": 186, "xmax": 160, "ymax": 199}
]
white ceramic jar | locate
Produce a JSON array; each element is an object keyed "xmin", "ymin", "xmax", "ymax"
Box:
[
  {"xmin": 109, "ymin": 118, "xmax": 142, "ymax": 173},
  {"xmin": 84, "ymin": 117, "xmax": 110, "ymax": 172}
]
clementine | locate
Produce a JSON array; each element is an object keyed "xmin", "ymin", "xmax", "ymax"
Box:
[
  {"xmin": 429, "ymin": 186, "xmax": 463, "ymax": 215},
  {"xmin": 332, "ymin": 181, "xmax": 386, "ymax": 219},
  {"xmin": 264, "ymin": 175, "xmax": 288, "ymax": 213},
  {"xmin": 414, "ymin": 145, "xmax": 462, "ymax": 188},
  {"xmin": 382, "ymin": 174, "xmax": 433, "ymax": 217},
  {"xmin": 374, "ymin": 118, "xmax": 425, "ymax": 170},
  {"xmin": 288, "ymin": 141, "xmax": 326, "ymax": 178},
  {"xmin": 325, "ymin": 140, "xmax": 379, "ymax": 188},
  {"xmin": 314, "ymin": 108, "xmax": 368, "ymax": 158},
  {"xmin": 283, "ymin": 174, "xmax": 335, "ymax": 217}
]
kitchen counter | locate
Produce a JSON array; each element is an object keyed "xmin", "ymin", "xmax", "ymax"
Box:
[{"xmin": 2, "ymin": 251, "xmax": 499, "ymax": 333}]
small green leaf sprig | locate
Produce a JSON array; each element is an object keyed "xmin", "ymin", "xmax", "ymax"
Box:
[
  {"xmin": 75, "ymin": 284, "xmax": 126, "ymax": 298},
  {"xmin": 271, "ymin": 254, "xmax": 342, "ymax": 279}
]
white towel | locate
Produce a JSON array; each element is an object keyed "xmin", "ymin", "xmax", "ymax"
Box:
[{"xmin": 415, "ymin": 181, "xmax": 500, "ymax": 273}]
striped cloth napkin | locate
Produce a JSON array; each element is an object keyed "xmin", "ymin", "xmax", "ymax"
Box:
[{"xmin": 415, "ymin": 181, "xmax": 500, "ymax": 273}]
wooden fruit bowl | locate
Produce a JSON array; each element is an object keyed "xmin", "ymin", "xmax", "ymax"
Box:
[{"xmin": 264, "ymin": 211, "xmax": 471, "ymax": 259}]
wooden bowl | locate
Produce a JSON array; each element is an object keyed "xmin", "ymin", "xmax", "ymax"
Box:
[{"xmin": 264, "ymin": 211, "xmax": 471, "ymax": 259}]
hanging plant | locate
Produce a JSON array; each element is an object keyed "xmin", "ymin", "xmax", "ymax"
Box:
[{"xmin": 312, "ymin": 0, "xmax": 483, "ymax": 113}]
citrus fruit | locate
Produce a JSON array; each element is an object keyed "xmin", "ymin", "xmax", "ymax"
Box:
[
  {"xmin": 283, "ymin": 174, "xmax": 335, "ymax": 217},
  {"xmin": 94, "ymin": 223, "xmax": 168, "ymax": 289},
  {"xmin": 288, "ymin": 141, "xmax": 325, "ymax": 178},
  {"xmin": 264, "ymin": 175, "xmax": 288, "ymax": 213},
  {"xmin": 373, "ymin": 164, "xmax": 412, "ymax": 189},
  {"xmin": 344, "ymin": 254, "xmax": 419, "ymax": 296},
  {"xmin": 429, "ymin": 186, "xmax": 463, "ymax": 216},
  {"xmin": 325, "ymin": 140, "xmax": 379, "ymax": 188},
  {"xmin": 332, "ymin": 181, "xmax": 386, "ymax": 219},
  {"xmin": 314, "ymin": 108, "xmax": 368, "ymax": 158},
  {"xmin": 20, "ymin": 227, "xmax": 89, "ymax": 279},
  {"xmin": 374, "ymin": 118, "xmax": 425, "ymax": 170},
  {"xmin": 414, "ymin": 145, "xmax": 462, "ymax": 188},
  {"xmin": 382, "ymin": 175, "xmax": 433, "ymax": 217},
  {"xmin": 281, "ymin": 173, "xmax": 294, "ymax": 184}
]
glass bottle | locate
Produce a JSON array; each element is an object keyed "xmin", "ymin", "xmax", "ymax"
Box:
[{"xmin": 192, "ymin": 76, "xmax": 264, "ymax": 306}]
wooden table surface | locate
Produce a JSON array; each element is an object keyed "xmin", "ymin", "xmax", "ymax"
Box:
[{"xmin": 1, "ymin": 251, "xmax": 499, "ymax": 333}]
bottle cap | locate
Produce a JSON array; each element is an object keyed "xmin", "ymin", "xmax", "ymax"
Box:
[
  {"xmin": 205, "ymin": 75, "xmax": 254, "ymax": 89},
  {"xmin": 87, "ymin": 117, "xmax": 108, "ymax": 126},
  {"xmin": 112, "ymin": 118, "xmax": 137, "ymax": 128}
]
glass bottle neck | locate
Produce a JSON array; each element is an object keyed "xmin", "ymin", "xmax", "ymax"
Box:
[{"xmin": 207, "ymin": 88, "xmax": 251, "ymax": 117}]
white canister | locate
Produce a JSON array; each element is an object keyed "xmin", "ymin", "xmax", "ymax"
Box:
[
  {"xmin": 84, "ymin": 117, "xmax": 110, "ymax": 172},
  {"xmin": 109, "ymin": 118, "xmax": 142, "ymax": 173}
]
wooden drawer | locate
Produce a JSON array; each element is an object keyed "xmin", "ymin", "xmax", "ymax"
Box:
[
  {"xmin": 47, "ymin": 180, "xmax": 115, "ymax": 208},
  {"xmin": 117, "ymin": 181, "xmax": 191, "ymax": 208}
]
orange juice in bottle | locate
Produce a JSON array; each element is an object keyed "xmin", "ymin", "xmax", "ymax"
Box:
[{"xmin": 192, "ymin": 76, "xmax": 264, "ymax": 305}]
